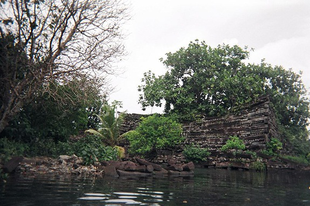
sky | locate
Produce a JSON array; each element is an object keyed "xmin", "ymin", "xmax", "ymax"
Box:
[{"xmin": 109, "ymin": 0, "xmax": 310, "ymax": 114}]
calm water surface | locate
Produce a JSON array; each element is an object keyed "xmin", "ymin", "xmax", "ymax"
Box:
[{"xmin": 1, "ymin": 168, "xmax": 310, "ymax": 205}]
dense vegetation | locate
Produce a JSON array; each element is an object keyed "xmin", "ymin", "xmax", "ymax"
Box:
[
  {"xmin": 125, "ymin": 114, "xmax": 184, "ymax": 156},
  {"xmin": 0, "ymin": 0, "xmax": 128, "ymax": 167},
  {"xmin": 0, "ymin": 0, "xmax": 309, "ymax": 169},
  {"xmin": 0, "ymin": 0, "xmax": 128, "ymax": 133},
  {"xmin": 138, "ymin": 40, "xmax": 310, "ymax": 157}
]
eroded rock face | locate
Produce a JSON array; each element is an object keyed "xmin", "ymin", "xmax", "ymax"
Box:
[
  {"xmin": 103, "ymin": 158, "xmax": 195, "ymax": 178},
  {"xmin": 4, "ymin": 155, "xmax": 195, "ymax": 178},
  {"xmin": 15, "ymin": 155, "xmax": 104, "ymax": 177}
]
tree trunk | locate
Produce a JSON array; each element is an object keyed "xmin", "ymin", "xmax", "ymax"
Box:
[{"xmin": 0, "ymin": 98, "xmax": 23, "ymax": 135}]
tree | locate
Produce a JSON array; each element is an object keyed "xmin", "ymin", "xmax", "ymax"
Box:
[
  {"xmin": 139, "ymin": 41, "xmax": 264, "ymax": 119},
  {"xmin": 0, "ymin": 0, "xmax": 128, "ymax": 134},
  {"xmin": 85, "ymin": 102, "xmax": 125, "ymax": 147},
  {"xmin": 125, "ymin": 114, "xmax": 184, "ymax": 156},
  {"xmin": 138, "ymin": 40, "xmax": 310, "ymax": 153},
  {"xmin": 1, "ymin": 77, "xmax": 104, "ymax": 142}
]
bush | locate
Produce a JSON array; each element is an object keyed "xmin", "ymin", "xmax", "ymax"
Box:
[
  {"xmin": 183, "ymin": 144, "xmax": 210, "ymax": 163},
  {"xmin": 250, "ymin": 159, "xmax": 266, "ymax": 172},
  {"xmin": 267, "ymin": 138, "xmax": 283, "ymax": 153},
  {"xmin": 57, "ymin": 135, "xmax": 118, "ymax": 165},
  {"xmin": 0, "ymin": 138, "xmax": 29, "ymax": 162},
  {"xmin": 221, "ymin": 136, "xmax": 245, "ymax": 152},
  {"xmin": 25, "ymin": 139, "xmax": 58, "ymax": 157},
  {"xmin": 0, "ymin": 135, "xmax": 118, "ymax": 165},
  {"xmin": 281, "ymin": 155, "xmax": 309, "ymax": 165},
  {"xmin": 125, "ymin": 114, "xmax": 184, "ymax": 155},
  {"xmin": 261, "ymin": 138, "xmax": 283, "ymax": 157}
]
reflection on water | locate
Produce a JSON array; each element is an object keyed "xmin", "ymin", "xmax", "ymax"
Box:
[
  {"xmin": 78, "ymin": 188, "xmax": 170, "ymax": 205},
  {"xmin": 1, "ymin": 169, "xmax": 310, "ymax": 205}
]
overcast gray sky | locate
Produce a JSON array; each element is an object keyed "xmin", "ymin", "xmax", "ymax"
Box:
[{"xmin": 110, "ymin": 0, "xmax": 310, "ymax": 114}]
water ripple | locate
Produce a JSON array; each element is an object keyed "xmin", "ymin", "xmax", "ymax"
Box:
[{"xmin": 78, "ymin": 187, "xmax": 166, "ymax": 205}]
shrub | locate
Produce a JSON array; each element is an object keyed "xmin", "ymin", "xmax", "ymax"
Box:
[
  {"xmin": 261, "ymin": 138, "xmax": 283, "ymax": 157},
  {"xmin": 60, "ymin": 135, "xmax": 118, "ymax": 165},
  {"xmin": 250, "ymin": 159, "xmax": 266, "ymax": 172},
  {"xmin": 125, "ymin": 114, "xmax": 184, "ymax": 155},
  {"xmin": 267, "ymin": 138, "xmax": 283, "ymax": 153},
  {"xmin": 0, "ymin": 138, "xmax": 29, "ymax": 162},
  {"xmin": 25, "ymin": 139, "xmax": 58, "ymax": 157},
  {"xmin": 0, "ymin": 135, "xmax": 118, "ymax": 166},
  {"xmin": 221, "ymin": 136, "xmax": 245, "ymax": 152},
  {"xmin": 244, "ymin": 150, "xmax": 257, "ymax": 159},
  {"xmin": 281, "ymin": 155, "xmax": 309, "ymax": 165},
  {"xmin": 183, "ymin": 144, "xmax": 210, "ymax": 163}
]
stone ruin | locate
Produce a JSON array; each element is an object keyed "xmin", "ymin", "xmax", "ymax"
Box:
[
  {"xmin": 182, "ymin": 95, "xmax": 279, "ymax": 154},
  {"xmin": 121, "ymin": 96, "xmax": 280, "ymax": 165}
]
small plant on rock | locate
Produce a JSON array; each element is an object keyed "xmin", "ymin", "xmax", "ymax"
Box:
[
  {"xmin": 183, "ymin": 144, "xmax": 210, "ymax": 163},
  {"xmin": 221, "ymin": 136, "xmax": 245, "ymax": 155},
  {"xmin": 250, "ymin": 158, "xmax": 266, "ymax": 172},
  {"xmin": 261, "ymin": 137, "xmax": 283, "ymax": 157}
]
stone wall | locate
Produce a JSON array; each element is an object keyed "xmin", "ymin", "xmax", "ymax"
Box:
[
  {"xmin": 183, "ymin": 96, "xmax": 279, "ymax": 154},
  {"xmin": 120, "ymin": 113, "xmax": 151, "ymax": 135},
  {"xmin": 121, "ymin": 96, "xmax": 279, "ymax": 163}
]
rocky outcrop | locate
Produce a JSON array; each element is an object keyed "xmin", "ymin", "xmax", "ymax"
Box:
[
  {"xmin": 13, "ymin": 155, "xmax": 104, "ymax": 177},
  {"xmin": 2, "ymin": 155, "xmax": 195, "ymax": 178},
  {"xmin": 121, "ymin": 96, "xmax": 281, "ymax": 165},
  {"xmin": 103, "ymin": 158, "xmax": 195, "ymax": 177}
]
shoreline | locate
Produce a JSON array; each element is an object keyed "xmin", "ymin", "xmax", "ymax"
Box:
[{"xmin": 2, "ymin": 154, "xmax": 310, "ymax": 180}]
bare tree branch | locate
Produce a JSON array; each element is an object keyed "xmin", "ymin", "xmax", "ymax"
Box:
[{"xmin": 0, "ymin": 0, "xmax": 129, "ymax": 133}]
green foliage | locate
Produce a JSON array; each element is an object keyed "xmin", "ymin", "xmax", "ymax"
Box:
[
  {"xmin": 26, "ymin": 139, "xmax": 58, "ymax": 157},
  {"xmin": 284, "ymin": 132, "xmax": 310, "ymax": 157},
  {"xmin": 260, "ymin": 149, "xmax": 275, "ymax": 157},
  {"xmin": 261, "ymin": 138, "xmax": 283, "ymax": 157},
  {"xmin": 57, "ymin": 136, "xmax": 118, "ymax": 165},
  {"xmin": 0, "ymin": 0, "xmax": 127, "ymax": 135},
  {"xmin": 138, "ymin": 40, "xmax": 310, "ymax": 155},
  {"xmin": 1, "ymin": 79, "xmax": 104, "ymax": 143},
  {"xmin": 244, "ymin": 150, "xmax": 257, "ymax": 159},
  {"xmin": 281, "ymin": 155, "xmax": 309, "ymax": 166},
  {"xmin": 221, "ymin": 136, "xmax": 245, "ymax": 152},
  {"xmin": 183, "ymin": 144, "xmax": 210, "ymax": 163},
  {"xmin": 125, "ymin": 114, "xmax": 184, "ymax": 155},
  {"xmin": 0, "ymin": 167, "xmax": 8, "ymax": 180},
  {"xmin": 250, "ymin": 159, "xmax": 266, "ymax": 172},
  {"xmin": 267, "ymin": 138, "xmax": 283, "ymax": 153},
  {"xmin": 0, "ymin": 136, "xmax": 118, "ymax": 165},
  {"xmin": 0, "ymin": 138, "xmax": 28, "ymax": 162},
  {"xmin": 85, "ymin": 101, "xmax": 125, "ymax": 147}
]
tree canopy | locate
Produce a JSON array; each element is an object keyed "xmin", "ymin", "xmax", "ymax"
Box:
[
  {"xmin": 138, "ymin": 40, "xmax": 310, "ymax": 152},
  {"xmin": 1, "ymin": 78, "xmax": 104, "ymax": 142},
  {"xmin": 0, "ymin": 0, "xmax": 128, "ymax": 134}
]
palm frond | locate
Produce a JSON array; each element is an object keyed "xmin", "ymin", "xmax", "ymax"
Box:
[{"xmin": 85, "ymin": 129, "xmax": 104, "ymax": 138}]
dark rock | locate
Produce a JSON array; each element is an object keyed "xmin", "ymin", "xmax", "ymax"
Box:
[
  {"xmin": 135, "ymin": 157, "xmax": 162, "ymax": 171},
  {"xmin": 183, "ymin": 162, "xmax": 195, "ymax": 171},
  {"xmin": 249, "ymin": 142, "xmax": 265, "ymax": 150},
  {"xmin": 104, "ymin": 165, "xmax": 119, "ymax": 177},
  {"xmin": 146, "ymin": 164, "xmax": 154, "ymax": 173},
  {"xmin": 122, "ymin": 161, "xmax": 137, "ymax": 171},
  {"xmin": 153, "ymin": 168, "xmax": 168, "ymax": 176},
  {"xmin": 117, "ymin": 169, "xmax": 152, "ymax": 177},
  {"xmin": 167, "ymin": 164, "xmax": 183, "ymax": 172},
  {"xmin": 216, "ymin": 162, "xmax": 230, "ymax": 169},
  {"xmin": 3, "ymin": 156, "xmax": 23, "ymax": 173}
]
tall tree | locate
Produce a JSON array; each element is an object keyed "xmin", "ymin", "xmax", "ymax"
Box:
[
  {"xmin": 138, "ymin": 40, "xmax": 310, "ymax": 148},
  {"xmin": 2, "ymin": 77, "xmax": 104, "ymax": 142},
  {"xmin": 0, "ymin": 0, "xmax": 128, "ymax": 133}
]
